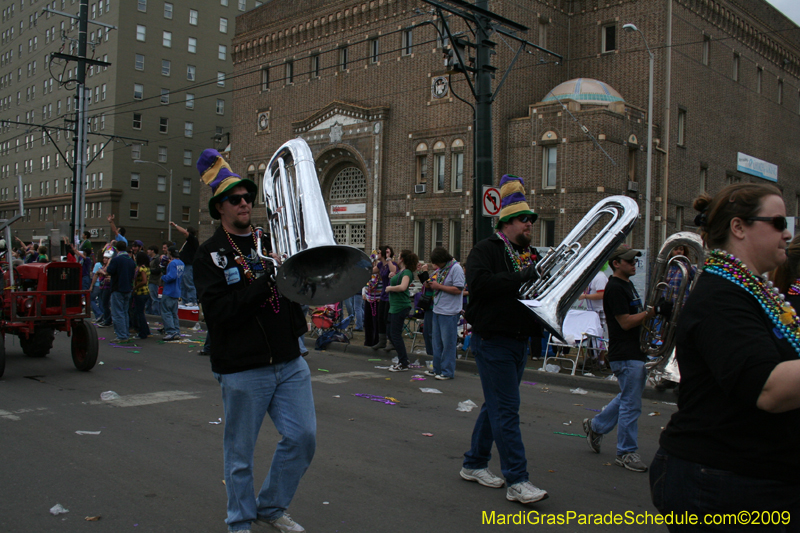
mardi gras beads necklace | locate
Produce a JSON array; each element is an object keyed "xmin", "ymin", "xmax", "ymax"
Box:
[
  {"xmin": 224, "ymin": 226, "xmax": 280, "ymax": 314},
  {"xmin": 497, "ymin": 231, "xmax": 536, "ymax": 272},
  {"xmin": 704, "ymin": 249, "xmax": 800, "ymax": 355},
  {"xmin": 789, "ymin": 279, "xmax": 800, "ymax": 296}
]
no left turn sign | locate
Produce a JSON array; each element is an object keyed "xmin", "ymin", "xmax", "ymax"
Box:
[{"xmin": 482, "ymin": 186, "xmax": 501, "ymax": 217}]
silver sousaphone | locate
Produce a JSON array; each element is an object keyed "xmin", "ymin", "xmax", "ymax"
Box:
[{"xmin": 255, "ymin": 138, "xmax": 372, "ymax": 306}]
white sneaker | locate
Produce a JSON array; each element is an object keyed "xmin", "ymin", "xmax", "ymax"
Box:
[
  {"xmin": 391, "ymin": 356, "xmax": 399, "ymax": 364},
  {"xmin": 460, "ymin": 467, "xmax": 504, "ymax": 488},
  {"xmin": 507, "ymin": 481, "xmax": 548, "ymax": 504},
  {"xmin": 258, "ymin": 513, "xmax": 305, "ymax": 533}
]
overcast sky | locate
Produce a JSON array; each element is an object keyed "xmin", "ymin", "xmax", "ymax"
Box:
[{"xmin": 766, "ymin": 0, "xmax": 800, "ymax": 26}]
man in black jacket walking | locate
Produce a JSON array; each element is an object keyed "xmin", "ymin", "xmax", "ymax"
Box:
[
  {"xmin": 193, "ymin": 149, "xmax": 314, "ymax": 533},
  {"xmin": 460, "ymin": 175, "xmax": 548, "ymax": 505}
]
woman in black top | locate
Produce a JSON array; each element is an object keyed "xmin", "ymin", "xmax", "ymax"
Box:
[{"xmin": 650, "ymin": 183, "xmax": 800, "ymax": 531}]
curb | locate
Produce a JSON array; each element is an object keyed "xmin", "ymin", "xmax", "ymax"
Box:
[{"xmin": 301, "ymin": 336, "xmax": 678, "ymax": 402}]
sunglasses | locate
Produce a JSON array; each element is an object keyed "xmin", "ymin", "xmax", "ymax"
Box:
[
  {"xmin": 746, "ymin": 216, "xmax": 788, "ymax": 232},
  {"xmin": 221, "ymin": 192, "xmax": 255, "ymax": 206},
  {"xmin": 516, "ymin": 215, "xmax": 534, "ymax": 224}
]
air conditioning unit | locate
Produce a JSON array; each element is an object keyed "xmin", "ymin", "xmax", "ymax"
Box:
[
  {"xmin": 414, "ymin": 184, "xmax": 426, "ymax": 194},
  {"xmin": 627, "ymin": 181, "xmax": 639, "ymax": 192}
]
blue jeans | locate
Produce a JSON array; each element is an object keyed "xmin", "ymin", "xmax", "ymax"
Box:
[
  {"xmin": 214, "ymin": 357, "xmax": 316, "ymax": 532},
  {"xmin": 133, "ymin": 294, "xmax": 150, "ymax": 338},
  {"xmin": 161, "ymin": 295, "xmax": 180, "ymax": 336},
  {"xmin": 99, "ymin": 288, "xmax": 112, "ymax": 325},
  {"xmin": 90, "ymin": 285, "xmax": 103, "ymax": 320},
  {"xmin": 181, "ymin": 264, "xmax": 197, "ymax": 304},
  {"xmin": 423, "ymin": 311, "xmax": 434, "ymax": 355},
  {"xmin": 110, "ymin": 291, "xmax": 131, "ymax": 340},
  {"xmin": 591, "ymin": 359, "xmax": 647, "ymax": 455},
  {"xmin": 343, "ymin": 295, "xmax": 363, "ymax": 330},
  {"xmin": 432, "ymin": 312, "xmax": 459, "ymax": 378},
  {"xmin": 650, "ymin": 448, "xmax": 800, "ymax": 532},
  {"xmin": 148, "ymin": 282, "xmax": 161, "ymax": 315},
  {"xmin": 82, "ymin": 275, "xmax": 91, "ymax": 291},
  {"xmin": 387, "ymin": 309, "xmax": 410, "ymax": 366},
  {"xmin": 463, "ymin": 333, "xmax": 529, "ymax": 485}
]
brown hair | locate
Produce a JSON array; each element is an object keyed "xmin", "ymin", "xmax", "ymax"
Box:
[
  {"xmin": 399, "ymin": 250, "xmax": 419, "ymax": 273},
  {"xmin": 771, "ymin": 233, "xmax": 800, "ymax": 294},
  {"xmin": 693, "ymin": 183, "xmax": 782, "ymax": 249}
]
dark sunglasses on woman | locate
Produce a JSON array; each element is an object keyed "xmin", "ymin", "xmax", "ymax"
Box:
[{"xmin": 746, "ymin": 216, "xmax": 787, "ymax": 232}]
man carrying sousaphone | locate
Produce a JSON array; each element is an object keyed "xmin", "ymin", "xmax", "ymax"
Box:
[
  {"xmin": 193, "ymin": 148, "xmax": 315, "ymax": 533},
  {"xmin": 459, "ymin": 174, "xmax": 547, "ymax": 504}
]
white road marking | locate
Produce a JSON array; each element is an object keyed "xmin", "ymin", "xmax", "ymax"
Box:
[
  {"xmin": 85, "ymin": 390, "xmax": 200, "ymax": 407},
  {"xmin": 0, "ymin": 407, "xmax": 48, "ymax": 421},
  {"xmin": 311, "ymin": 371, "xmax": 383, "ymax": 384}
]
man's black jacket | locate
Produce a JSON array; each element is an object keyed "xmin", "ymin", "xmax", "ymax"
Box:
[{"xmin": 194, "ymin": 226, "xmax": 307, "ymax": 374}]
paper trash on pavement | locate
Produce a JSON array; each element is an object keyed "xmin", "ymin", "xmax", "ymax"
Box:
[
  {"xmin": 419, "ymin": 388, "xmax": 442, "ymax": 394},
  {"xmin": 456, "ymin": 400, "xmax": 478, "ymax": 412},
  {"xmin": 75, "ymin": 430, "xmax": 101, "ymax": 435},
  {"xmin": 49, "ymin": 504, "xmax": 69, "ymax": 515},
  {"xmin": 570, "ymin": 388, "xmax": 588, "ymax": 395}
]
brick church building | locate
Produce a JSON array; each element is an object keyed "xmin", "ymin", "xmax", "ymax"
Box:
[{"xmin": 199, "ymin": 0, "xmax": 800, "ymax": 264}]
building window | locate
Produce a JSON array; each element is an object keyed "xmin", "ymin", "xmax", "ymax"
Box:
[
  {"xmin": 699, "ymin": 166, "xmax": 707, "ymax": 193},
  {"xmin": 133, "ymin": 83, "xmax": 143, "ymax": 99},
  {"xmin": 136, "ymin": 24, "xmax": 146, "ymax": 42},
  {"xmin": 542, "ymin": 145, "xmax": 557, "ymax": 188},
  {"xmin": 329, "ymin": 166, "xmax": 367, "ymax": 201},
  {"xmin": 732, "ymin": 53, "xmax": 739, "ymax": 82},
  {"xmin": 184, "ymin": 121, "xmax": 193, "ymax": 138},
  {"xmin": 157, "ymin": 176, "xmax": 166, "ymax": 191},
  {"xmin": 217, "ymin": 72, "xmax": 225, "ymax": 86},
  {"xmin": 285, "ymin": 60, "xmax": 293, "ymax": 84},
  {"xmin": 238, "ymin": 0, "xmax": 246, "ymax": 11},
  {"xmin": 180, "ymin": 206, "xmax": 189, "ymax": 223},
  {"xmin": 677, "ymin": 108, "xmax": 687, "ymax": 146},
  {"xmin": 159, "ymin": 117, "xmax": 168, "ymax": 133},
  {"xmin": 449, "ymin": 220, "xmax": 462, "ymax": 260},
  {"xmin": 163, "ymin": 2, "xmax": 172, "ymax": 18},
  {"xmin": 130, "ymin": 172, "xmax": 140, "ymax": 189},
  {"xmin": 216, "ymin": 99, "xmax": 224, "ymax": 115},
  {"xmin": 131, "ymin": 144, "xmax": 141, "ymax": 159},
  {"xmin": 370, "ymin": 39, "xmax": 379, "ymax": 64},
  {"xmin": 402, "ymin": 28, "xmax": 413, "ymax": 56},
  {"xmin": 160, "ymin": 88, "xmax": 169, "ymax": 104},
  {"xmin": 219, "ymin": 45, "xmax": 227, "ymax": 61},
  {"xmin": 184, "ymin": 149, "xmax": 193, "ymax": 166},
  {"xmin": 432, "ymin": 220, "xmax": 444, "ymax": 249},
  {"xmin": 261, "ymin": 67, "xmax": 269, "ymax": 90},
  {"xmin": 433, "ymin": 142, "xmax": 445, "ymax": 192},
  {"xmin": 601, "ymin": 24, "xmax": 616, "ymax": 53},
  {"xmin": 130, "ymin": 202, "xmax": 139, "ymax": 219},
  {"xmin": 189, "ymin": 9, "xmax": 198, "ymax": 25},
  {"xmin": 538, "ymin": 19, "xmax": 548, "ymax": 49},
  {"xmin": 162, "ymin": 59, "xmax": 170, "ymax": 76},
  {"xmin": 311, "ymin": 55, "xmax": 320, "ymax": 78},
  {"xmin": 187, "ymin": 64, "xmax": 196, "ymax": 81},
  {"xmin": 451, "ymin": 139, "xmax": 464, "ymax": 191},
  {"xmin": 702, "ymin": 35, "xmax": 711, "ymax": 66},
  {"xmin": 158, "ymin": 146, "xmax": 167, "ymax": 163},
  {"xmin": 415, "ymin": 143, "xmax": 428, "ymax": 184},
  {"xmin": 339, "ymin": 47, "xmax": 348, "ymax": 71},
  {"xmin": 628, "ymin": 146, "xmax": 637, "ymax": 183},
  {"xmin": 541, "ymin": 219, "xmax": 555, "ymax": 247},
  {"xmin": 757, "ymin": 67, "xmax": 763, "ymax": 94},
  {"xmin": 137, "ymin": 0, "xmax": 146, "ymax": 12},
  {"xmin": 162, "ymin": 30, "xmax": 172, "ymax": 48},
  {"xmin": 183, "ymin": 178, "xmax": 192, "ymax": 194},
  {"xmin": 188, "ymin": 37, "xmax": 197, "ymax": 54},
  {"xmin": 135, "ymin": 53, "xmax": 144, "ymax": 70},
  {"xmin": 220, "ymin": 17, "xmax": 228, "ymax": 33},
  {"xmin": 778, "ymin": 79, "xmax": 784, "ymax": 105},
  {"xmin": 156, "ymin": 204, "xmax": 165, "ymax": 221},
  {"xmin": 132, "ymin": 113, "xmax": 142, "ymax": 129},
  {"xmin": 186, "ymin": 93, "xmax": 195, "ymax": 109},
  {"xmin": 414, "ymin": 220, "xmax": 425, "ymax": 261}
]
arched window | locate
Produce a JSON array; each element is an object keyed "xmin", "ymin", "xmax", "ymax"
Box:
[
  {"xmin": 433, "ymin": 141, "xmax": 446, "ymax": 192},
  {"xmin": 415, "ymin": 142, "xmax": 428, "ymax": 184},
  {"xmin": 329, "ymin": 166, "xmax": 366, "ymax": 201},
  {"xmin": 451, "ymin": 139, "xmax": 464, "ymax": 192}
]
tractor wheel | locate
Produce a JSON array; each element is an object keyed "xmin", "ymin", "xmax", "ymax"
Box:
[
  {"xmin": 20, "ymin": 327, "xmax": 55, "ymax": 358},
  {"xmin": 71, "ymin": 320, "xmax": 98, "ymax": 372},
  {"xmin": 0, "ymin": 335, "xmax": 5, "ymax": 378}
]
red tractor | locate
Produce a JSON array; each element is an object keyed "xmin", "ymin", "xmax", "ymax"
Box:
[{"xmin": 0, "ymin": 260, "xmax": 98, "ymax": 377}]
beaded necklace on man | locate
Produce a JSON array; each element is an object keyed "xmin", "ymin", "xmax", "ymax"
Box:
[
  {"xmin": 223, "ymin": 226, "xmax": 280, "ymax": 314},
  {"xmin": 704, "ymin": 249, "xmax": 800, "ymax": 355},
  {"xmin": 497, "ymin": 231, "xmax": 536, "ymax": 272}
]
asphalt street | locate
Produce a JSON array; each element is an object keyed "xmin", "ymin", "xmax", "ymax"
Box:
[{"xmin": 0, "ymin": 325, "xmax": 677, "ymax": 532}]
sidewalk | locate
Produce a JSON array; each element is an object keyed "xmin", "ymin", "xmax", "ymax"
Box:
[{"xmin": 300, "ymin": 327, "xmax": 679, "ymax": 402}]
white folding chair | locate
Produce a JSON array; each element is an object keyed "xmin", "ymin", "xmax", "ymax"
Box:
[{"xmin": 542, "ymin": 310, "xmax": 605, "ymax": 375}]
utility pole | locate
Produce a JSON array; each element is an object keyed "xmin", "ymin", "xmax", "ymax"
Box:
[{"xmin": 424, "ymin": 0, "xmax": 562, "ymax": 244}]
